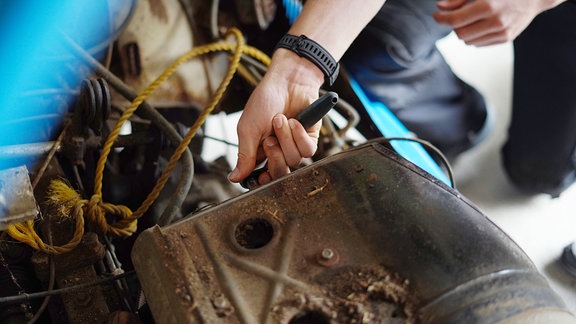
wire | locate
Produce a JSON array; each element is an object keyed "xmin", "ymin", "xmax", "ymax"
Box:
[
  {"xmin": 202, "ymin": 135, "xmax": 238, "ymax": 147},
  {"xmin": 383, "ymin": 137, "xmax": 456, "ymax": 188},
  {"xmin": 31, "ymin": 122, "xmax": 69, "ymax": 189},
  {"xmin": 0, "ymin": 271, "xmax": 136, "ymax": 306}
]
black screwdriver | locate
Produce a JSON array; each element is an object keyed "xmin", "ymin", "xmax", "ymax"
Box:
[{"xmin": 240, "ymin": 91, "xmax": 339, "ymax": 190}]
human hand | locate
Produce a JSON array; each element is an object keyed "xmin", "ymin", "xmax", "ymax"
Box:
[
  {"xmin": 434, "ymin": 0, "xmax": 564, "ymax": 46},
  {"xmin": 228, "ymin": 50, "xmax": 324, "ymax": 185}
]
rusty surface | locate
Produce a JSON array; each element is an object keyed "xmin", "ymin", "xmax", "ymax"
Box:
[
  {"xmin": 31, "ymin": 232, "xmax": 110, "ymax": 323},
  {"xmin": 57, "ymin": 266, "xmax": 110, "ymax": 324},
  {"xmin": 132, "ymin": 141, "xmax": 576, "ymax": 323},
  {"xmin": 31, "ymin": 232, "xmax": 105, "ymax": 281}
]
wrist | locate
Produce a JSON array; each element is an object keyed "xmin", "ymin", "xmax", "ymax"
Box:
[
  {"xmin": 266, "ymin": 48, "xmax": 325, "ymax": 89},
  {"xmin": 274, "ymin": 34, "xmax": 340, "ymax": 86}
]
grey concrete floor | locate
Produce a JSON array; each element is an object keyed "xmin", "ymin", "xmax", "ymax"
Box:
[{"xmin": 203, "ymin": 32, "xmax": 576, "ymax": 315}]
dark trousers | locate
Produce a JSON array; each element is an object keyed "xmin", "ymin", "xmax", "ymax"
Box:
[
  {"xmin": 503, "ymin": 2, "xmax": 576, "ymax": 197},
  {"xmin": 342, "ymin": 0, "xmax": 576, "ymax": 197}
]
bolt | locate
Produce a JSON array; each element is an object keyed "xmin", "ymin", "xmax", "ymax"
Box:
[
  {"xmin": 321, "ymin": 248, "xmax": 334, "ymax": 260},
  {"xmin": 213, "ymin": 295, "xmax": 229, "ymax": 309}
]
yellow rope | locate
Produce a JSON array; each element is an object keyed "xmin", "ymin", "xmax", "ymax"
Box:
[
  {"xmin": 5, "ymin": 28, "xmax": 271, "ymax": 254},
  {"xmin": 5, "ymin": 180, "xmax": 86, "ymax": 254}
]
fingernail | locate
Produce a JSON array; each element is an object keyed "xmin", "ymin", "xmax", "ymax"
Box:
[
  {"xmin": 264, "ymin": 137, "xmax": 277, "ymax": 146},
  {"xmin": 288, "ymin": 119, "xmax": 296, "ymax": 129},
  {"xmin": 274, "ymin": 115, "xmax": 283, "ymax": 129},
  {"xmin": 228, "ymin": 168, "xmax": 239, "ymax": 181}
]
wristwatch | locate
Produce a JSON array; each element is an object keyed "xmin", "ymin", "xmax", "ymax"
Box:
[{"xmin": 275, "ymin": 34, "xmax": 340, "ymax": 86}]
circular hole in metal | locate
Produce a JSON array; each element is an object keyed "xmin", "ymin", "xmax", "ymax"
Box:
[
  {"xmin": 289, "ymin": 311, "xmax": 331, "ymax": 324},
  {"xmin": 234, "ymin": 218, "xmax": 274, "ymax": 249}
]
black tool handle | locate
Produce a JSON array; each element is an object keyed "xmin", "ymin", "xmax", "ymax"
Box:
[
  {"xmin": 296, "ymin": 91, "xmax": 338, "ymax": 129},
  {"xmin": 240, "ymin": 91, "xmax": 339, "ymax": 189}
]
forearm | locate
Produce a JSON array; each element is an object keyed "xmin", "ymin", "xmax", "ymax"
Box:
[
  {"xmin": 266, "ymin": 0, "xmax": 386, "ymax": 90},
  {"xmin": 288, "ymin": 0, "xmax": 386, "ymax": 61},
  {"xmin": 230, "ymin": 1, "xmax": 385, "ymax": 183}
]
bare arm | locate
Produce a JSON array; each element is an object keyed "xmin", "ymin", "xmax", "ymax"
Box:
[{"xmin": 229, "ymin": 0, "xmax": 385, "ymax": 184}]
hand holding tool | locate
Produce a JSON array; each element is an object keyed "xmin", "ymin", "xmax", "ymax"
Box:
[{"xmin": 240, "ymin": 91, "xmax": 339, "ymax": 189}]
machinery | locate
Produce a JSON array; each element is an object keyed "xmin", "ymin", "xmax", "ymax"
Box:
[{"xmin": 0, "ymin": 0, "xmax": 574, "ymax": 323}]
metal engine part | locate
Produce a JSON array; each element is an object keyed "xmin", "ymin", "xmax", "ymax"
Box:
[
  {"xmin": 132, "ymin": 141, "xmax": 576, "ymax": 323},
  {"xmin": 0, "ymin": 166, "xmax": 38, "ymax": 230},
  {"xmin": 115, "ymin": 0, "xmax": 229, "ymax": 109}
]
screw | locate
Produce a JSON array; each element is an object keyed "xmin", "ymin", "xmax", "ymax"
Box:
[
  {"xmin": 213, "ymin": 295, "xmax": 229, "ymax": 309},
  {"xmin": 321, "ymin": 248, "xmax": 334, "ymax": 260}
]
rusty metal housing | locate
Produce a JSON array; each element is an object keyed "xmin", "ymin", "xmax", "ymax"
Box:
[{"xmin": 133, "ymin": 141, "xmax": 576, "ymax": 323}]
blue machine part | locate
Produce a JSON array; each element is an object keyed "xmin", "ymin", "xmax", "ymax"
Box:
[
  {"xmin": 0, "ymin": 1, "xmax": 126, "ymax": 170},
  {"xmin": 282, "ymin": 0, "xmax": 303, "ymax": 25},
  {"xmin": 348, "ymin": 77, "xmax": 451, "ymax": 185}
]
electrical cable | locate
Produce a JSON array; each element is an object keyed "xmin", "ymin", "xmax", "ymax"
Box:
[
  {"xmin": 240, "ymin": 55, "xmax": 268, "ymax": 75},
  {"xmin": 0, "ymin": 271, "xmax": 136, "ymax": 306},
  {"xmin": 383, "ymin": 137, "xmax": 456, "ymax": 188},
  {"xmin": 202, "ymin": 135, "xmax": 238, "ymax": 147}
]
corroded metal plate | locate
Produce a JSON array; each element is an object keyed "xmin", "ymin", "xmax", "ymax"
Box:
[{"xmin": 132, "ymin": 141, "xmax": 575, "ymax": 323}]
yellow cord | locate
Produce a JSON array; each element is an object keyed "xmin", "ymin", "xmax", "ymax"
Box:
[{"xmin": 5, "ymin": 27, "xmax": 271, "ymax": 254}]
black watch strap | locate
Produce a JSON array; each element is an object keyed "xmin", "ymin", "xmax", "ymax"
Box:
[{"xmin": 275, "ymin": 34, "xmax": 340, "ymax": 86}]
